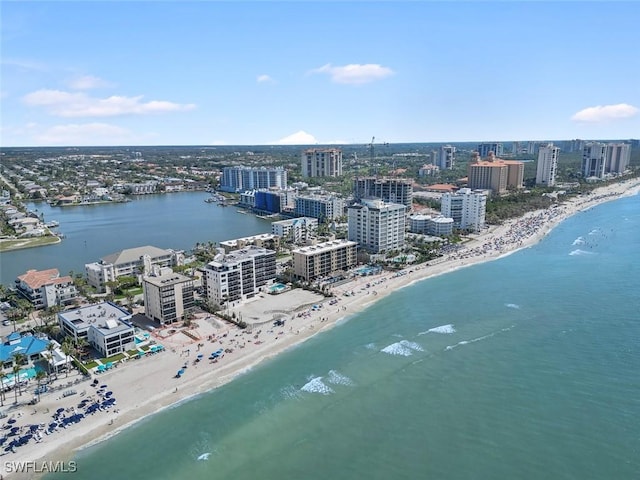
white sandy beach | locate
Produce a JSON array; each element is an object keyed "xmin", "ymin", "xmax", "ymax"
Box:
[{"xmin": 3, "ymin": 178, "xmax": 640, "ymax": 479}]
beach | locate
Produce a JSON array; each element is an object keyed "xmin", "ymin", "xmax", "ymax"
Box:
[{"xmin": 3, "ymin": 178, "xmax": 640, "ymax": 479}]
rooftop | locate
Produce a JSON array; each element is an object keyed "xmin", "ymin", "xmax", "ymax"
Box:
[
  {"xmin": 0, "ymin": 333, "xmax": 50, "ymax": 363},
  {"xmin": 59, "ymin": 302, "xmax": 133, "ymax": 335},
  {"xmin": 17, "ymin": 268, "xmax": 72, "ymax": 289}
]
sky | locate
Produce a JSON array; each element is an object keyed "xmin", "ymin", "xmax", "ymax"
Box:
[{"xmin": 1, "ymin": 1, "xmax": 639, "ymax": 147}]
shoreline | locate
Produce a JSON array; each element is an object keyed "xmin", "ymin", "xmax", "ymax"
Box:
[{"xmin": 5, "ymin": 178, "xmax": 640, "ymax": 479}]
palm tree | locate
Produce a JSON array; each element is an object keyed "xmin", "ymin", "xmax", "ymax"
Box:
[
  {"xmin": 74, "ymin": 337, "xmax": 88, "ymax": 363},
  {"xmin": 11, "ymin": 353, "xmax": 26, "ymax": 404},
  {"xmin": 45, "ymin": 341, "xmax": 57, "ymax": 379},
  {"xmin": 0, "ymin": 372, "xmax": 6, "ymax": 407},
  {"xmin": 61, "ymin": 338, "xmax": 74, "ymax": 378},
  {"xmin": 35, "ymin": 371, "xmax": 47, "ymax": 402}
]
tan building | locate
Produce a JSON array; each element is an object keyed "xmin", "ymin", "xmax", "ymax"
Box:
[
  {"xmin": 292, "ymin": 240, "xmax": 357, "ymax": 281},
  {"xmin": 142, "ymin": 267, "xmax": 195, "ymax": 325},
  {"xmin": 467, "ymin": 152, "xmax": 524, "ymax": 194}
]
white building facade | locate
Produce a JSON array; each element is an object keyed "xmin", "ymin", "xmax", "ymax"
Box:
[
  {"xmin": 347, "ymin": 198, "xmax": 407, "ymax": 253},
  {"xmin": 441, "ymin": 188, "xmax": 487, "ymax": 232},
  {"xmin": 203, "ymin": 247, "xmax": 276, "ymax": 307},
  {"xmin": 220, "ymin": 166, "xmax": 288, "ymax": 193},
  {"xmin": 409, "ymin": 215, "xmax": 454, "ymax": 236},
  {"xmin": 582, "ymin": 143, "xmax": 608, "ymax": 179},
  {"xmin": 536, "ymin": 143, "xmax": 560, "ymax": 186},
  {"xmin": 438, "ymin": 145, "xmax": 456, "ymax": 170},
  {"xmin": 271, "ymin": 217, "xmax": 318, "ymax": 244}
]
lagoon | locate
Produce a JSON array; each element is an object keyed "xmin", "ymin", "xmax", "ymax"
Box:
[{"xmin": 0, "ymin": 193, "xmax": 270, "ymax": 286}]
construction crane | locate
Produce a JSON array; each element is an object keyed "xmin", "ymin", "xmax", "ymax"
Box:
[{"xmin": 369, "ymin": 136, "xmax": 375, "ymax": 165}]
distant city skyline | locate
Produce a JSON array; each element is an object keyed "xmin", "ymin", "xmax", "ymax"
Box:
[{"xmin": 1, "ymin": 2, "xmax": 639, "ymax": 147}]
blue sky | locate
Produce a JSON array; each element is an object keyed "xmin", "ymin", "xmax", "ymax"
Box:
[{"xmin": 1, "ymin": 1, "xmax": 639, "ymax": 147}]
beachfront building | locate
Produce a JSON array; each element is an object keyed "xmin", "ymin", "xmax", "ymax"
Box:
[
  {"xmin": 582, "ymin": 143, "xmax": 608, "ymax": 179},
  {"xmin": 353, "ymin": 177, "xmax": 413, "ymax": 207},
  {"xmin": 58, "ymin": 302, "xmax": 135, "ymax": 357},
  {"xmin": 15, "ymin": 268, "xmax": 78, "ymax": 310},
  {"xmin": 441, "ymin": 188, "xmax": 487, "ymax": 232},
  {"xmin": 294, "ymin": 195, "xmax": 344, "ymax": 222},
  {"xmin": 438, "ymin": 145, "xmax": 456, "ymax": 170},
  {"xmin": 85, "ymin": 245, "xmax": 185, "ymax": 293},
  {"xmin": 0, "ymin": 332, "xmax": 52, "ymax": 370},
  {"xmin": 477, "ymin": 143, "xmax": 504, "ymax": 157},
  {"xmin": 142, "ymin": 267, "xmax": 195, "ymax": 325},
  {"xmin": 202, "ymin": 246, "xmax": 276, "ymax": 307},
  {"xmin": 605, "ymin": 143, "xmax": 631, "ymax": 174},
  {"xmin": 220, "ymin": 166, "xmax": 288, "ymax": 193},
  {"xmin": 219, "ymin": 233, "xmax": 280, "ymax": 254},
  {"xmin": 536, "ymin": 143, "xmax": 560, "ymax": 186},
  {"xmin": 347, "ymin": 198, "xmax": 407, "ymax": 253},
  {"xmin": 272, "ymin": 217, "xmax": 318, "ymax": 244},
  {"xmin": 301, "ymin": 148, "xmax": 343, "ymax": 178},
  {"xmin": 292, "ymin": 240, "xmax": 357, "ymax": 282},
  {"xmin": 408, "ymin": 215, "xmax": 454, "ymax": 236},
  {"xmin": 467, "ymin": 152, "xmax": 524, "ymax": 194}
]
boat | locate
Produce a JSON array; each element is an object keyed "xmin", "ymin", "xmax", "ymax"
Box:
[{"xmin": 45, "ymin": 221, "xmax": 60, "ymax": 228}]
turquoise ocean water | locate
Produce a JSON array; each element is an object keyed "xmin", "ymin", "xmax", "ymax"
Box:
[{"xmin": 48, "ymin": 194, "xmax": 640, "ymax": 480}]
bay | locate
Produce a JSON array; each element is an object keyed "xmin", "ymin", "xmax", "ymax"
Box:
[
  {"xmin": 45, "ymin": 193, "xmax": 640, "ymax": 479},
  {"xmin": 0, "ymin": 193, "xmax": 270, "ymax": 286}
]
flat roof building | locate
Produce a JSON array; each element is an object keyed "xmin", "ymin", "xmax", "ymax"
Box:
[
  {"xmin": 203, "ymin": 246, "xmax": 276, "ymax": 307},
  {"xmin": 58, "ymin": 302, "xmax": 135, "ymax": 357},
  {"xmin": 292, "ymin": 239, "xmax": 357, "ymax": 282},
  {"xmin": 143, "ymin": 267, "xmax": 195, "ymax": 325},
  {"xmin": 348, "ymin": 198, "xmax": 407, "ymax": 254},
  {"xmin": 301, "ymin": 148, "xmax": 343, "ymax": 178}
]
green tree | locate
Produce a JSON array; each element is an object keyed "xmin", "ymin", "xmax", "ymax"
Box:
[
  {"xmin": 35, "ymin": 370, "xmax": 47, "ymax": 402},
  {"xmin": 61, "ymin": 338, "xmax": 74, "ymax": 377},
  {"xmin": 0, "ymin": 371, "xmax": 6, "ymax": 407}
]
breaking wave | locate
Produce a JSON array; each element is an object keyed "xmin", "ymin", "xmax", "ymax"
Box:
[
  {"xmin": 327, "ymin": 370, "xmax": 354, "ymax": 386},
  {"xmin": 572, "ymin": 236, "xmax": 585, "ymax": 245},
  {"xmin": 505, "ymin": 303, "xmax": 520, "ymax": 309},
  {"xmin": 300, "ymin": 377, "xmax": 334, "ymax": 395},
  {"xmin": 381, "ymin": 340, "xmax": 424, "ymax": 356},
  {"xmin": 569, "ymin": 249, "xmax": 594, "ymax": 256},
  {"xmin": 419, "ymin": 324, "xmax": 456, "ymax": 335}
]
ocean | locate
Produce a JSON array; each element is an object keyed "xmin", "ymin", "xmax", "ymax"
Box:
[{"xmin": 47, "ymin": 193, "xmax": 640, "ymax": 480}]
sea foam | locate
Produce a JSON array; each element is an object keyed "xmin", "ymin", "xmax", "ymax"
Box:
[
  {"xmin": 327, "ymin": 370, "xmax": 354, "ymax": 386},
  {"xmin": 420, "ymin": 324, "xmax": 456, "ymax": 335},
  {"xmin": 569, "ymin": 249, "xmax": 594, "ymax": 256},
  {"xmin": 572, "ymin": 236, "xmax": 585, "ymax": 245},
  {"xmin": 505, "ymin": 303, "xmax": 520, "ymax": 309},
  {"xmin": 300, "ymin": 377, "xmax": 334, "ymax": 395},
  {"xmin": 381, "ymin": 340, "xmax": 424, "ymax": 356}
]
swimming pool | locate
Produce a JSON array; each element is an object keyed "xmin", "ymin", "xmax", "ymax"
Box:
[{"xmin": 269, "ymin": 283, "xmax": 287, "ymax": 293}]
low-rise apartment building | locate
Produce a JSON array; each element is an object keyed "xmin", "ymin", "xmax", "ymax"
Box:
[{"xmin": 292, "ymin": 240, "xmax": 357, "ymax": 282}]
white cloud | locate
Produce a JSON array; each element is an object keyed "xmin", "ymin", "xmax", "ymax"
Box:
[
  {"xmin": 571, "ymin": 103, "xmax": 639, "ymax": 123},
  {"xmin": 68, "ymin": 75, "xmax": 113, "ymax": 90},
  {"xmin": 23, "ymin": 89, "xmax": 196, "ymax": 117},
  {"xmin": 257, "ymin": 74, "xmax": 275, "ymax": 84},
  {"xmin": 35, "ymin": 123, "xmax": 134, "ymax": 145},
  {"xmin": 310, "ymin": 63, "xmax": 394, "ymax": 85},
  {"xmin": 272, "ymin": 130, "xmax": 318, "ymax": 145}
]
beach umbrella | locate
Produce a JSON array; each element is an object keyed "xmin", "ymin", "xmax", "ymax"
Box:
[
  {"xmin": 105, "ymin": 391, "xmax": 113, "ymax": 396},
  {"xmin": 7, "ymin": 419, "xmax": 16, "ymax": 424},
  {"xmin": 101, "ymin": 384, "xmax": 107, "ymax": 388},
  {"xmin": 29, "ymin": 425, "xmax": 39, "ymax": 432},
  {"xmin": 56, "ymin": 408, "xmax": 65, "ymax": 413}
]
